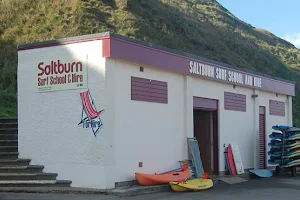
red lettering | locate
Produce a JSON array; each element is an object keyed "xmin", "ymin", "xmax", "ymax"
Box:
[
  {"xmin": 38, "ymin": 62, "xmax": 44, "ymax": 76},
  {"xmin": 38, "ymin": 60, "xmax": 83, "ymax": 76},
  {"xmin": 51, "ymin": 61, "xmax": 54, "ymax": 74},
  {"xmin": 58, "ymin": 60, "xmax": 64, "ymax": 74},
  {"xmin": 65, "ymin": 63, "xmax": 71, "ymax": 73},
  {"xmin": 38, "ymin": 77, "xmax": 48, "ymax": 86},
  {"xmin": 53, "ymin": 61, "xmax": 58, "ymax": 74},
  {"xmin": 71, "ymin": 62, "xmax": 76, "ymax": 72},
  {"xmin": 44, "ymin": 65, "xmax": 51, "ymax": 75},
  {"xmin": 68, "ymin": 74, "xmax": 71, "ymax": 83},
  {"xmin": 76, "ymin": 62, "xmax": 82, "ymax": 72}
]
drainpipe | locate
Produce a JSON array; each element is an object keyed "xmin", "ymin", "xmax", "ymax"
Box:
[{"xmin": 252, "ymin": 89, "xmax": 259, "ymax": 169}]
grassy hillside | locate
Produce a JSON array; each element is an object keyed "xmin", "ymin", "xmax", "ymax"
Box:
[{"xmin": 1, "ymin": 0, "xmax": 300, "ymax": 125}]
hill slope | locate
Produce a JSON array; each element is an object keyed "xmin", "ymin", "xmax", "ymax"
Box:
[{"xmin": 1, "ymin": 0, "xmax": 300, "ymax": 124}]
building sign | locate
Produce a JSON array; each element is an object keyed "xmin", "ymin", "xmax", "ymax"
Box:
[
  {"xmin": 189, "ymin": 61, "xmax": 262, "ymax": 88},
  {"xmin": 36, "ymin": 59, "xmax": 88, "ymax": 92}
]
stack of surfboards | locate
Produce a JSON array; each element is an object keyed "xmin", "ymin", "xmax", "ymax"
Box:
[
  {"xmin": 268, "ymin": 125, "xmax": 300, "ymax": 168},
  {"xmin": 224, "ymin": 144, "xmax": 245, "ymax": 175}
]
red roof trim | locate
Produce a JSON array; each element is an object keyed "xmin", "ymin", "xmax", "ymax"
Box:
[{"xmin": 106, "ymin": 36, "xmax": 295, "ymax": 96}]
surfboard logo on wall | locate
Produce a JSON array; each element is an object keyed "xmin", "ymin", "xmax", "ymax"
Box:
[{"xmin": 78, "ymin": 90, "xmax": 104, "ymax": 136}]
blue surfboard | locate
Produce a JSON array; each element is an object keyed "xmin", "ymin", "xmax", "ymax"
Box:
[
  {"xmin": 269, "ymin": 132, "xmax": 283, "ymax": 139},
  {"xmin": 269, "ymin": 132, "xmax": 300, "ymax": 141},
  {"xmin": 280, "ymin": 159, "xmax": 300, "ymax": 167},
  {"xmin": 282, "ymin": 134, "xmax": 300, "ymax": 141},
  {"xmin": 284, "ymin": 127, "xmax": 300, "ymax": 133},
  {"xmin": 282, "ymin": 140, "xmax": 300, "ymax": 147},
  {"xmin": 268, "ymin": 148, "xmax": 282, "ymax": 156},
  {"xmin": 268, "ymin": 139, "xmax": 282, "ymax": 147},
  {"xmin": 268, "ymin": 159, "xmax": 281, "ymax": 165},
  {"xmin": 269, "ymin": 156, "xmax": 281, "ymax": 162},
  {"xmin": 270, "ymin": 139, "xmax": 282, "ymax": 145},
  {"xmin": 249, "ymin": 169, "xmax": 273, "ymax": 178},
  {"xmin": 272, "ymin": 125, "xmax": 293, "ymax": 131}
]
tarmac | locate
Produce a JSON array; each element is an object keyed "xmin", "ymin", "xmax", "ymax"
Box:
[
  {"xmin": 0, "ymin": 173, "xmax": 299, "ymax": 200},
  {"xmin": 0, "ymin": 174, "xmax": 249, "ymax": 197}
]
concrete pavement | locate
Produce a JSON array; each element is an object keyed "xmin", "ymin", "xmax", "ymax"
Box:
[{"xmin": 0, "ymin": 175, "xmax": 299, "ymax": 200}]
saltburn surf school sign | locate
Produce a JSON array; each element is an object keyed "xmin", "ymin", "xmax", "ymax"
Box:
[
  {"xmin": 189, "ymin": 61, "xmax": 262, "ymax": 88},
  {"xmin": 36, "ymin": 59, "xmax": 88, "ymax": 92}
]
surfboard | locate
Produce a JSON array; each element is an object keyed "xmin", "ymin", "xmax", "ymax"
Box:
[
  {"xmin": 268, "ymin": 142, "xmax": 300, "ymax": 151},
  {"xmin": 227, "ymin": 145, "xmax": 237, "ymax": 175},
  {"xmin": 230, "ymin": 144, "xmax": 244, "ymax": 174},
  {"xmin": 269, "ymin": 133, "xmax": 300, "ymax": 141},
  {"xmin": 269, "ymin": 147, "xmax": 282, "ymax": 153},
  {"xmin": 249, "ymin": 169, "xmax": 273, "ymax": 178},
  {"xmin": 269, "ymin": 139, "xmax": 282, "ymax": 145},
  {"xmin": 268, "ymin": 159, "xmax": 281, "ymax": 165},
  {"xmin": 268, "ymin": 152, "xmax": 282, "ymax": 157},
  {"xmin": 187, "ymin": 138, "xmax": 204, "ymax": 178},
  {"xmin": 284, "ymin": 127, "xmax": 300, "ymax": 133},
  {"xmin": 267, "ymin": 148, "xmax": 282, "ymax": 157},
  {"xmin": 282, "ymin": 152, "xmax": 300, "ymax": 159},
  {"xmin": 280, "ymin": 160, "xmax": 300, "ymax": 167},
  {"xmin": 224, "ymin": 147, "xmax": 232, "ymax": 175},
  {"xmin": 282, "ymin": 134, "xmax": 300, "ymax": 141},
  {"xmin": 269, "ymin": 132, "xmax": 283, "ymax": 139},
  {"xmin": 269, "ymin": 159, "xmax": 281, "ymax": 165},
  {"xmin": 269, "ymin": 157, "xmax": 300, "ymax": 168},
  {"xmin": 282, "ymin": 140, "xmax": 300, "ymax": 148},
  {"xmin": 272, "ymin": 125, "xmax": 294, "ymax": 131}
]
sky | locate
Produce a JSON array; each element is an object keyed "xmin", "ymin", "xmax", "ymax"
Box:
[{"xmin": 217, "ymin": 0, "xmax": 300, "ymax": 48}]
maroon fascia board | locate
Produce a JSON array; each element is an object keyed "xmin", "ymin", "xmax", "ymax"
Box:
[
  {"xmin": 103, "ymin": 36, "xmax": 295, "ymax": 97},
  {"xmin": 16, "ymin": 32, "xmax": 295, "ymax": 97},
  {"xmin": 193, "ymin": 97, "xmax": 218, "ymax": 111}
]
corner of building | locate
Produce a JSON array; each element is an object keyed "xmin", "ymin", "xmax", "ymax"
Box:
[{"xmin": 16, "ymin": 38, "xmax": 116, "ymax": 189}]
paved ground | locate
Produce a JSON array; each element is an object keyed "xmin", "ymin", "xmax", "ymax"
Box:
[{"xmin": 0, "ymin": 175, "xmax": 300, "ymax": 200}]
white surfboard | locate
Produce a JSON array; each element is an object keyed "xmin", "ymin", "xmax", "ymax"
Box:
[{"xmin": 230, "ymin": 144, "xmax": 245, "ymax": 174}]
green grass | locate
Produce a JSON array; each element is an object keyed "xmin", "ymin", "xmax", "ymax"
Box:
[
  {"xmin": 1, "ymin": 0, "xmax": 300, "ymax": 125},
  {"xmin": 0, "ymin": 92, "xmax": 17, "ymax": 117}
]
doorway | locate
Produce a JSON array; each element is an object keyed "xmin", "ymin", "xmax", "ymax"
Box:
[
  {"xmin": 259, "ymin": 106, "xmax": 266, "ymax": 169},
  {"xmin": 193, "ymin": 97, "xmax": 219, "ymax": 175}
]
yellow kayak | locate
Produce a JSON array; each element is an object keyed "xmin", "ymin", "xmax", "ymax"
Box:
[{"xmin": 169, "ymin": 178, "xmax": 213, "ymax": 192}]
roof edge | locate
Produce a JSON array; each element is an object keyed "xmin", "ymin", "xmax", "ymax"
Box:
[
  {"xmin": 17, "ymin": 31, "xmax": 112, "ymax": 50},
  {"xmin": 17, "ymin": 31, "xmax": 295, "ymax": 86},
  {"xmin": 109, "ymin": 32, "xmax": 295, "ymax": 86}
]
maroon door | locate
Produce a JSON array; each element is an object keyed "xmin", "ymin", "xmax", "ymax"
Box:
[{"xmin": 259, "ymin": 106, "xmax": 266, "ymax": 169}]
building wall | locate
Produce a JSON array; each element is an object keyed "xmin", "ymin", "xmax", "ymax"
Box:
[
  {"xmin": 109, "ymin": 57, "xmax": 292, "ymax": 180},
  {"xmin": 189, "ymin": 77, "xmax": 255, "ymax": 171},
  {"xmin": 256, "ymin": 90, "xmax": 290, "ymax": 169},
  {"xmin": 17, "ymin": 40, "xmax": 115, "ymax": 189},
  {"xmin": 189, "ymin": 77, "xmax": 290, "ymax": 172},
  {"xmin": 107, "ymin": 58, "xmax": 186, "ymax": 183}
]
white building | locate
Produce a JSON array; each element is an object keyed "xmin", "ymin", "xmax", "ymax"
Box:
[{"xmin": 17, "ymin": 32, "xmax": 295, "ymax": 189}]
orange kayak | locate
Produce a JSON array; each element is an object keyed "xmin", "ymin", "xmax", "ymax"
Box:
[{"xmin": 135, "ymin": 170, "xmax": 192, "ymax": 186}]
